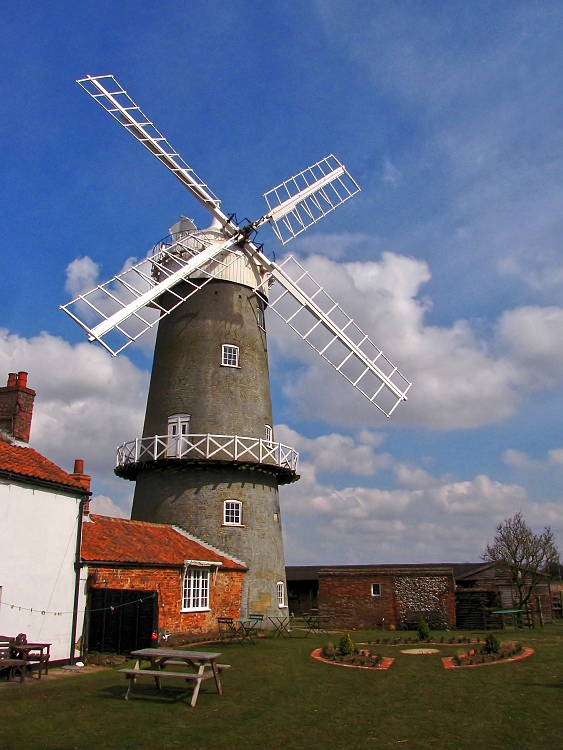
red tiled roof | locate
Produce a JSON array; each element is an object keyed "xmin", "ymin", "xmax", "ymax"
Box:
[
  {"xmin": 82, "ymin": 514, "xmax": 247, "ymax": 571},
  {"xmin": 0, "ymin": 440, "xmax": 88, "ymax": 492}
]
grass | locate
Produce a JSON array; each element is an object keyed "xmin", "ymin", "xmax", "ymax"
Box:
[{"xmin": 1, "ymin": 623, "xmax": 562, "ymax": 750}]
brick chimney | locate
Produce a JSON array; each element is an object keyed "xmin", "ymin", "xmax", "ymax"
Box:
[
  {"xmin": 0, "ymin": 371, "xmax": 36, "ymax": 443},
  {"xmin": 71, "ymin": 458, "xmax": 92, "ymax": 497}
]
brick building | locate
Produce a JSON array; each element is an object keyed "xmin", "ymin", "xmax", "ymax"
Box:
[
  {"xmin": 287, "ymin": 564, "xmax": 456, "ymax": 630},
  {"xmin": 81, "ymin": 514, "xmax": 247, "ymax": 651}
]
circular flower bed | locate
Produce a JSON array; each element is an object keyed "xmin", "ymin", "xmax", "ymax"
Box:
[
  {"xmin": 312, "ymin": 634, "xmax": 394, "ymax": 670},
  {"xmin": 442, "ymin": 634, "xmax": 534, "ymax": 668}
]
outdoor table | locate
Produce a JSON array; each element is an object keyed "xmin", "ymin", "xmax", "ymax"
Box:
[
  {"xmin": 127, "ymin": 647, "xmax": 225, "ymax": 706},
  {"xmin": 490, "ymin": 609, "xmax": 525, "ymax": 629},
  {"xmin": 301, "ymin": 612, "xmax": 326, "ymax": 636},
  {"xmin": 9, "ymin": 642, "xmax": 51, "ymax": 679},
  {"xmin": 268, "ymin": 615, "xmax": 293, "ymax": 637},
  {"xmin": 235, "ymin": 617, "xmax": 262, "ymax": 643}
]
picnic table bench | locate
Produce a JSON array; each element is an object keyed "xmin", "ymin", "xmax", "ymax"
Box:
[
  {"xmin": 121, "ymin": 648, "xmax": 229, "ymax": 707},
  {"xmin": 0, "ymin": 635, "xmax": 51, "ymax": 682}
]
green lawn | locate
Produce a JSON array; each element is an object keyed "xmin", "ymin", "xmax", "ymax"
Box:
[{"xmin": 1, "ymin": 624, "xmax": 562, "ymax": 750}]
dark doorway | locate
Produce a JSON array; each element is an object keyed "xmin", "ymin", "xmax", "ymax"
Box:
[{"xmin": 87, "ymin": 588, "xmax": 158, "ymax": 654}]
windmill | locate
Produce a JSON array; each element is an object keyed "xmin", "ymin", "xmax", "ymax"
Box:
[{"xmin": 63, "ymin": 75, "xmax": 412, "ymax": 619}]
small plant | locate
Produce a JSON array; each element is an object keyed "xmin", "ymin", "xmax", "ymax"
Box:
[
  {"xmin": 322, "ymin": 642, "xmax": 336, "ymax": 658},
  {"xmin": 339, "ymin": 633, "xmax": 356, "ymax": 656},
  {"xmin": 418, "ymin": 618, "xmax": 431, "ymax": 642},
  {"xmin": 484, "ymin": 632, "xmax": 501, "ymax": 655}
]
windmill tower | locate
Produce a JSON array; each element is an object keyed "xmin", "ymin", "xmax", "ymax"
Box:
[{"xmin": 63, "ymin": 76, "xmax": 412, "ymax": 619}]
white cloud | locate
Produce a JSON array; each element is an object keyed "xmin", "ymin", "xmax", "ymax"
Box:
[
  {"xmin": 502, "ymin": 446, "xmax": 563, "ymax": 470},
  {"xmin": 280, "ymin": 426, "xmax": 563, "ymax": 565},
  {"xmin": 64, "ymin": 256, "xmax": 100, "ymax": 298},
  {"xmin": 89, "ymin": 494, "xmax": 130, "ymax": 518},
  {"xmin": 0, "ymin": 329, "xmax": 148, "ymax": 493},
  {"xmin": 382, "ymin": 157, "xmax": 401, "ymax": 186},
  {"xmin": 269, "ymin": 250, "xmax": 563, "ymax": 429}
]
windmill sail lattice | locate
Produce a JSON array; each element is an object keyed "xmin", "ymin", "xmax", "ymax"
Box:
[
  {"xmin": 263, "ymin": 155, "xmax": 360, "ymax": 245},
  {"xmin": 262, "ymin": 256, "xmax": 411, "ymax": 417},
  {"xmin": 62, "ymin": 234, "xmax": 243, "ymax": 355},
  {"xmin": 65, "ymin": 74, "xmax": 411, "ymax": 416}
]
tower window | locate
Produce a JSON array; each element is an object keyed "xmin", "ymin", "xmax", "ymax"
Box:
[
  {"xmin": 257, "ymin": 304, "xmax": 266, "ymax": 330},
  {"xmin": 182, "ymin": 567, "xmax": 210, "ymax": 611},
  {"xmin": 265, "ymin": 424, "xmax": 273, "ymax": 446},
  {"xmin": 371, "ymin": 583, "xmax": 382, "ymax": 597},
  {"xmin": 277, "ymin": 581, "xmax": 286, "ymax": 608},
  {"xmin": 223, "ymin": 500, "xmax": 242, "ymax": 526},
  {"xmin": 221, "ymin": 344, "xmax": 239, "ymax": 368}
]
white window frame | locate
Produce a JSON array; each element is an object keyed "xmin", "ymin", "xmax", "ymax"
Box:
[
  {"xmin": 167, "ymin": 414, "xmax": 190, "ymax": 457},
  {"xmin": 371, "ymin": 583, "xmax": 382, "ymax": 597},
  {"xmin": 277, "ymin": 581, "xmax": 287, "ymax": 608},
  {"xmin": 257, "ymin": 303, "xmax": 266, "ymax": 330},
  {"xmin": 221, "ymin": 344, "xmax": 239, "ymax": 368},
  {"xmin": 265, "ymin": 424, "xmax": 273, "ymax": 446},
  {"xmin": 182, "ymin": 567, "xmax": 210, "ymax": 611},
  {"xmin": 223, "ymin": 500, "xmax": 242, "ymax": 526}
]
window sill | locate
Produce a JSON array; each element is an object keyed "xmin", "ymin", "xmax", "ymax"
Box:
[
  {"xmin": 220, "ymin": 364, "xmax": 241, "ymax": 369},
  {"xmin": 180, "ymin": 607, "xmax": 211, "ymax": 613},
  {"xmin": 222, "ymin": 523, "xmax": 245, "ymax": 527}
]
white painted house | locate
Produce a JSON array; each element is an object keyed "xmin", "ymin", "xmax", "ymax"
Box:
[{"xmin": 0, "ymin": 372, "xmax": 90, "ymax": 664}]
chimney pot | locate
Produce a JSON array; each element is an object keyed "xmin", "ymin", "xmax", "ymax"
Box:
[
  {"xmin": 16, "ymin": 372, "xmax": 28, "ymax": 388},
  {"xmin": 74, "ymin": 459, "xmax": 84, "ymax": 474},
  {"xmin": 7, "ymin": 373, "xmax": 16, "ymax": 387}
]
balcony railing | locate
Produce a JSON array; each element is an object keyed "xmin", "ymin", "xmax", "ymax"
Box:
[{"xmin": 116, "ymin": 433, "xmax": 299, "ymax": 473}]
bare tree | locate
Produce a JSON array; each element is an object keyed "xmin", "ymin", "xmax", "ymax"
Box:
[{"xmin": 483, "ymin": 512, "xmax": 560, "ymax": 610}]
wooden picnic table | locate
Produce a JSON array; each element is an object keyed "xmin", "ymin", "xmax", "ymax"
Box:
[
  {"xmin": 123, "ymin": 647, "xmax": 228, "ymax": 707},
  {"xmin": 6, "ymin": 641, "xmax": 51, "ymax": 680}
]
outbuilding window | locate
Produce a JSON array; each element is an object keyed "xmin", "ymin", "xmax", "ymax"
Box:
[
  {"xmin": 371, "ymin": 583, "xmax": 382, "ymax": 597},
  {"xmin": 223, "ymin": 500, "xmax": 242, "ymax": 526},
  {"xmin": 182, "ymin": 568, "xmax": 210, "ymax": 611},
  {"xmin": 221, "ymin": 344, "xmax": 239, "ymax": 368}
]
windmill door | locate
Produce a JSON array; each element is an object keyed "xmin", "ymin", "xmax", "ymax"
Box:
[
  {"xmin": 167, "ymin": 414, "xmax": 190, "ymax": 457},
  {"xmin": 87, "ymin": 589, "xmax": 158, "ymax": 654}
]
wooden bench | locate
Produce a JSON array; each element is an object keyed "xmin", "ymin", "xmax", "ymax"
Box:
[
  {"xmin": 0, "ymin": 658, "xmax": 27, "ymax": 683},
  {"xmin": 119, "ymin": 660, "xmax": 226, "ymax": 707},
  {"xmin": 161, "ymin": 660, "xmax": 231, "ymax": 671}
]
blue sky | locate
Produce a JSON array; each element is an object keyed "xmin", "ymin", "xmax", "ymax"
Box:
[{"xmin": 2, "ymin": 1, "xmax": 563, "ymax": 564}]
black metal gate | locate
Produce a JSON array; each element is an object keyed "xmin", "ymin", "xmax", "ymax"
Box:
[{"xmin": 87, "ymin": 589, "xmax": 158, "ymax": 654}]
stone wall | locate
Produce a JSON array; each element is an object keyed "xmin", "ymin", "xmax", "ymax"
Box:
[{"xmin": 394, "ymin": 575, "xmax": 455, "ymax": 629}]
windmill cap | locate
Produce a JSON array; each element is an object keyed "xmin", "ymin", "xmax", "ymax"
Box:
[{"xmin": 169, "ymin": 216, "xmax": 196, "ymax": 236}]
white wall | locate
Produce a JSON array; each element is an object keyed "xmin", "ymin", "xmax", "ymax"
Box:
[{"xmin": 0, "ymin": 479, "xmax": 86, "ymax": 662}]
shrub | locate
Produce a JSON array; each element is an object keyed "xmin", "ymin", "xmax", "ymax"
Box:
[
  {"xmin": 339, "ymin": 633, "xmax": 356, "ymax": 656},
  {"xmin": 418, "ymin": 619, "xmax": 431, "ymax": 642},
  {"xmin": 484, "ymin": 632, "xmax": 501, "ymax": 655},
  {"xmin": 322, "ymin": 642, "xmax": 336, "ymax": 658}
]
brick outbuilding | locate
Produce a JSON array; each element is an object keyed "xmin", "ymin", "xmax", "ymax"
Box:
[
  {"xmin": 81, "ymin": 514, "xmax": 246, "ymax": 649},
  {"xmin": 316, "ymin": 565, "xmax": 456, "ymax": 631}
]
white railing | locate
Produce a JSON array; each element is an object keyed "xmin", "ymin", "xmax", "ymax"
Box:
[{"xmin": 116, "ymin": 433, "xmax": 299, "ymax": 472}]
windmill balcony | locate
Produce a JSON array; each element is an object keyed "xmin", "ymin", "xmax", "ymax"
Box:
[{"xmin": 115, "ymin": 433, "xmax": 299, "ymax": 484}]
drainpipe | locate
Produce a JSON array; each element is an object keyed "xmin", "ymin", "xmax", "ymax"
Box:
[{"xmin": 69, "ymin": 495, "xmax": 88, "ymax": 665}]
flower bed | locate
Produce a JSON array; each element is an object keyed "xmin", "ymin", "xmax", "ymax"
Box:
[
  {"xmin": 312, "ymin": 634, "xmax": 394, "ymax": 670},
  {"xmin": 442, "ymin": 635, "xmax": 534, "ymax": 668},
  {"xmin": 311, "ymin": 648, "xmax": 394, "ymax": 670}
]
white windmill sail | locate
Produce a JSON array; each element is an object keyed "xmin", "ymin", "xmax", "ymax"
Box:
[
  {"xmin": 76, "ymin": 75, "xmax": 233, "ymax": 229},
  {"xmin": 263, "ymin": 155, "xmax": 360, "ymax": 245},
  {"xmin": 66, "ymin": 74, "xmax": 411, "ymax": 415},
  {"xmin": 252, "ymin": 254, "xmax": 411, "ymax": 417},
  {"xmin": 62, "ymin": 233, "xmax": 244, "ymax": 355}
]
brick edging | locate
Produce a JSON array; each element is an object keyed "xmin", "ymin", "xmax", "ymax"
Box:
[
  {"xmin": 442, "ymin": 646, "xmax": 534, "ymax": 669},
  {"xmin": 310, "ymin": 648, "xmax": 394, "ymax": 671}
]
